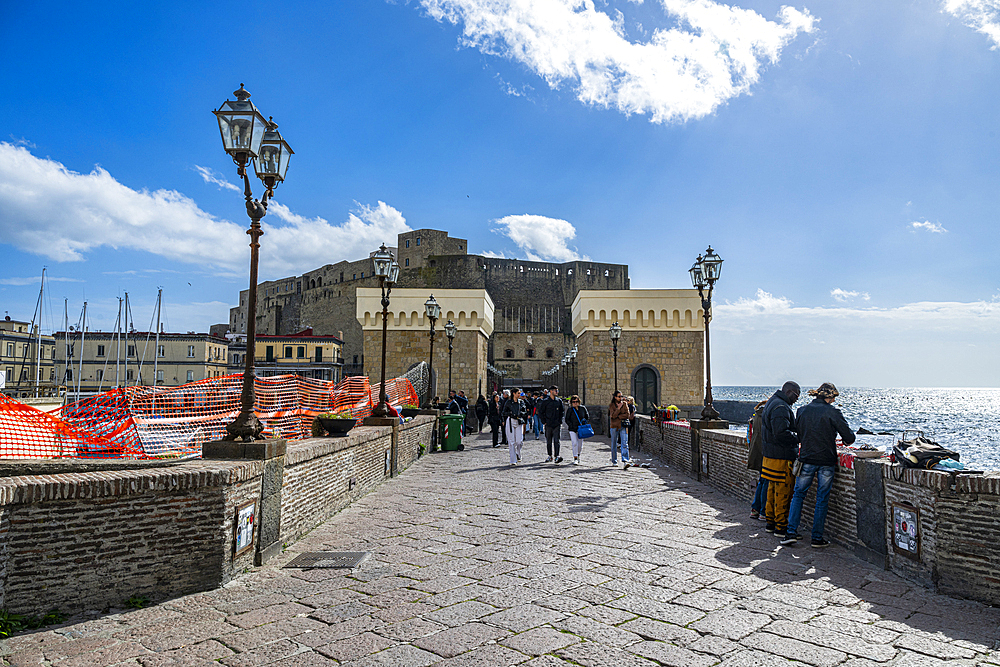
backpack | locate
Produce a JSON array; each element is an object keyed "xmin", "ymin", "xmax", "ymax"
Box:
[
  {"xmin": 892, "ymin": 436, "xmax": 959, "ymax": 470},
  {"xmin": 747, "ymin": 400, "xmax": 767, "ymax": 471}
]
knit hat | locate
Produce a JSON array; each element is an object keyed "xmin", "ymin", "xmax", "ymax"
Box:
[{"xmin": 809, "ymin": 382, "xmax": 839, "ymax": 399}]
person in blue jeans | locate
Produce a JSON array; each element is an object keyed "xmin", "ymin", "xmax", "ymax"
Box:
[
  {"xmin": 608, "ymin": 391, "xmax": 632, "ymax": 469},
  {"xmin": 782, "ymin": 383, "xmax": 855, "ymax": 548}
]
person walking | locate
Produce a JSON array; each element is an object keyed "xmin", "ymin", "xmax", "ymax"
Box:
[
  {"xmin": 760, "ymin": 381, "xmax": 800, "ymax": 537},
  {"xmin": 530, "ymin": 391, "xmax": 543, "ymax": 440},
  {"xmin": 488, "ymin": 392, "xmax": 503, "ymax": 448},
  {"xmin": 499, "ymin": 389, "xmax": 510, "ymax": 446},
  {"xmin": 538, "ymin": 385, "xmax": 565, "ymax": 463},
  {"xmin": 447, "ymin": 390, "xmax": 462, "ymax": 415},
  {"xmin": 782, "ymin": 383, "xmax": 855, "ymax": 547},
  {"xmin": 502, "ymin": 387, "xmax": 527, "ymax": 465},
  {"xmin": 565, "ymin": 395, "xmax": 590, "ymax": 465},
  {"xmin": 475, "ymin": 394, "xmax": 488, "ymax": 434},
  {"xmin": 608, "ymin": 391, "xmax": 632, "ymax": 469}
]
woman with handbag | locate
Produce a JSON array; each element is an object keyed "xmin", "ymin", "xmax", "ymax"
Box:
[
  {"xmin": 608, "ymin": 391, "xmax": 632, "ymax": 469},
  {"xmin": 565, "ymin": 395, "xmax": 592, "ymax": 465}
]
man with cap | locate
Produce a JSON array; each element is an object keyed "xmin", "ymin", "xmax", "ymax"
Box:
[
  {"xmin": 760, "ymin": 381, "xmax": 801, "ymax": 537},
  {"xmin": 781, "ymin": 383, "xmax": 855, "ymax": 547}
]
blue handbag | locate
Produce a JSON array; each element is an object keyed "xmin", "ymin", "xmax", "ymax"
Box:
[{"xmin": 573, "ymin": 408, "xmax": 595, "ymax": 439}]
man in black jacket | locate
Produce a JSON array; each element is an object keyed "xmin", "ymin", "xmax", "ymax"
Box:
[
  {"xmin": 760, "ymin": 381, "xmax": 800, "ymax": 536},
  {"xmin": 538, "ymin": 385, "xmax": 565, "ymax": 463},
  {"xmin": 781, "ymin": 383, "xmax": 855, "ymax": 548}
]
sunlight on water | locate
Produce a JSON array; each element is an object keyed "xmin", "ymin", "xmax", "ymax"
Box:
[{"xmin": 716, "ymin": 386, "xmax": 1000, "ymax": 471}]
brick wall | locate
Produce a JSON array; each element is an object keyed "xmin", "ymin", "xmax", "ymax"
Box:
[
  {"xmin": 635, "ymin": 415, "xmax": 1000, "ymax": 606},
  {"xmin": 0, "ymin": 416, "xmax": 436, "ymax": 616}
]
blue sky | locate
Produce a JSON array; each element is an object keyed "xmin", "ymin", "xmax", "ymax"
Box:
[{"xmin": 3, "ymin": 0, "xmax": 1000, "ymax": 386}]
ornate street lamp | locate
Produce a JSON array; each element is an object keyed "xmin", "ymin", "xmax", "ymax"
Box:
[
  {"xmin": 371, "ymin": 244, "xmax": 399, "ymax": 417},
  {"xmin": 691, "ymin": 246, "xmax": 724, "ymax": 420},
  {"xmin": 423, "ymin": 294, "xmax": 441, "ymax": 408},
  {"xmin": 213, "ymin": 84, "xmax": 292, "ymax": 442},
  {"xmin": 444, "ymin": 319, "xmax": 457, "ymax": 394},
  {"xmin": 609, "ymin": 321, "xmax": 622, "ymax": 393}
]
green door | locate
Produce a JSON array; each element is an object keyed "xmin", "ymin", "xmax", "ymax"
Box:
[{"xmin": 633, "ymin": 367, "xmax": 658, "ymax": 415}]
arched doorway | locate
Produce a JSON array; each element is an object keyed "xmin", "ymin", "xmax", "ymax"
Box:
[{"xmin": 632, "ymin": 366, "xmax": 659, "ymax": 415}]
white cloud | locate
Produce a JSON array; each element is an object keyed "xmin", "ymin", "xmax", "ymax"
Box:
[
  {"xmin": 0, "ymin": 276, "xmax": 83, "ymax": 286},
  {"xmin": 193, "ymin": 165, "xmax": 241, "ymax": 192},
  {"xmin": 830, "ymin": 288, "xmax": 870, "ymax": 302},
  {"xmin": 712, "ymin": 289, "xmax": 1000, "ymax": 386},
  {"xmin": 911, "ymin": 220, "xmax": 947, "ymax": 233},
  {"xmin": 419, "ymin": 0, "xmax": 816, "ymax": 123},
  {"xmin": 492, "ymin": 214, "xmax": 590, "ymax": 262},
  {"xmin": 480, "ymin": 249, "xmax": 508, "ymax": 258},
  {"xmin": 0, "ymin": 143, "xmax": 410, "ymax": 279},
  {"xmin": 944, "ymin": 0, "xmax": 1000, "ymax": 49}
]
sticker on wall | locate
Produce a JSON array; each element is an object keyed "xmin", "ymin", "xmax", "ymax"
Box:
[
  {"xmin": 891, "ymin": 502, "xmax": 920, "ymax": 560},
  {"xmin": 234, "ymin": 500, "xmax": 256, "ymax": 557},
  {"xmin": 385, "ymin": 449, "xmax": 391, "ymax": 474},
  {"xmin": 701, "ymin": 451, "xmax": 709, "ymax": 476}
]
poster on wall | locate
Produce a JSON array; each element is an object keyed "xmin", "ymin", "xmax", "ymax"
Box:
[
  {"xmin": 234, "ymin": 501, "xmax": 256, "ymax": 557},
  {"xmin": 892, "ymin": 503, "xmax": 920, "ymax": 559}
]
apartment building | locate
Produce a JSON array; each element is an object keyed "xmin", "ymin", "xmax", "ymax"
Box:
[
  {"xmin": 55, "ymin": 331, "xmax": 229, "ymax": 395},
  {"xmin": 0, "ymin": 316, "xmax": 58, "ymax": 397},
  {"xmin": 227, "ymin": 329, "xmax": 344, "ymax": 382}
]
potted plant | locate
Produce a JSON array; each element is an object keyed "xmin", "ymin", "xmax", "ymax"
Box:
[
  {"xmin": 401, "ymin": 404, "xmax": 421, "ymax": 418},
  {"xmin": 315, "ymin": 412, "xmax": 357, "ymax": 437}
]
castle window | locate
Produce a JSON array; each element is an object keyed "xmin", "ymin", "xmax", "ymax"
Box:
[
  {"xmin": 605, "ymin": 270, "xmax": 609, "ymax": 277},
  {"xmin": 429, "ymin": 260, "xmax": 436, "ymax": 267},
  {"xmin": 310, "ymin": 279, "xmax": 315, "ymax": 289},
  {"xmin": 504, "ymin": 349, "xmax": 514, "ymax": 358},
  {"xmin": 317, "ymin": 277, "xmax": 322, "ymax": 287},
  {"xmin": 405, "ymin": 258, "xmax": 409, "ymax": 267},
  {"xmin": 405, "ymin": 239, "xmax": 410, "ymax": 248},
  {"xmin": 353, "ymin": 274, "xmax": 356, "ymax": 280},
  {"xmin": 525, "ymin": 349, "xmax": 535, "ymax": 358},
  {"xmin": 416, "ymin": 237, "xmax": 421, "ymax": 246},
  {"xmin": 546, "ymin": 348, "xmax": 554, "ymax": 358}
]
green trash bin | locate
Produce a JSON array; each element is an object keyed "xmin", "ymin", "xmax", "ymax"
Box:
[{"xmin": 439, "ymin": 413, "xmax": 465, "ymax": 451}]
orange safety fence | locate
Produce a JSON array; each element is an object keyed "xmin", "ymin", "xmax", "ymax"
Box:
[{"xmin": 0, "ymin": 372, "xmax": 419, "ymax": 460}]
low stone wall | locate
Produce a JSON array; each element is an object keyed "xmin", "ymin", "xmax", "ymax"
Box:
[
  {"xmin": 0, "ymin": 415, "xmax": 436, "ymax": 616},
  {"xmin": 636, "ymin": 416, "xmax": 1000, "ymax": 606}
]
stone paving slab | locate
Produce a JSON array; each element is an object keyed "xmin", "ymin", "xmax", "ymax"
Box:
[{"xmin": 2, "ymin": 429, "xmax": 1000, "ymax": 666}]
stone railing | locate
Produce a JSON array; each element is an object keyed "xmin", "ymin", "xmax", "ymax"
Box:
[
  {"xmin": 0, "ymin": 415, "xmax": 437, "ymax": 615},
  {"xmin": 635, "ymin": 415, "xmax": 1000, "ymax": 606}
]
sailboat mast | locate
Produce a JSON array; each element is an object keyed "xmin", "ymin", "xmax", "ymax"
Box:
[
  {"xmin": 63, "ymin": 299, "xmax": 68, "ymax": 388},
  {"xmin": 76, "ymin": 302, "xmax": 87, "ymax": 401},
  {"xmin": 115, "ymin": 297, "xmax": 122, "ymax": 388},
  {"xmin": 33, "ymin": 268, "xmax": 45, "ymax": 397},
  {"xmin": 123, "ymin": 292, "xmax": 129, "ymax": 390},
  {"xmin": 153, "ymin": 288, "xmax": 162, "ymax": 411}
]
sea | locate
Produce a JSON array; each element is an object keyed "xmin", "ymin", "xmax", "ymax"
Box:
[{"xmin": 714, "ymin": 386, "xmax": 1000, "ymax": 472}]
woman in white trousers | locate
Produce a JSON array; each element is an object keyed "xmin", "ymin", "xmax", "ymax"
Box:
[{"xmin": 502, "ymin": 388, "xmax": 526, "ymax": 465}]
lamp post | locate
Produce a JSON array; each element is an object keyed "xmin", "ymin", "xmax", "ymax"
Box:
[
  {"xmin": 609, "ymin": 321, "xmax": 622, "ymax": 393},
  {"xmin": 690, "ymin": 246, "xmax": 724, "ymax": 420},
  {"xmin": 445, "ymin": 319, "xmax": 457, "ymax": 394},
  {"xmin": 423, "ymin": 295, "xmax": 440, "ymax": 407},
  {"xmin": 371, "ymin": 244, "xmax": 400, "ymax": 417},
  {"xmin": 214, "ymin": 84, "xmax": 293, "ymax": 442},
  {"xmin": 561, "ymin": 354, "xmax": 569, "ymax": 395},
  {"xmin": 569, "ymin": 345, "xmax": 577, "ymax": 395}
]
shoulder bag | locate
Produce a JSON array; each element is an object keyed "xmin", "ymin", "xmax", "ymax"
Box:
[{"xmin": 573, "ymin": 407, "xmax": 595, "ymax": 439}]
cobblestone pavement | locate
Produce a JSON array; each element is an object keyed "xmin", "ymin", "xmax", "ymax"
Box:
[{"xmin": 4, "ymin": 429, "xmax": 1000, "ymax": 666}]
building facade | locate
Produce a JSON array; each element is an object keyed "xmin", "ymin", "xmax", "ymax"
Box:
[
  {"xmin": 0, "ymin": 316, "xmax": 58, "ymax": 398},
  {"xmin": 231, "ymin": 329, "xmax": 344, "ymax": 382},
  {"xmin": 54, "ymin": 332, "xmax": 230, "ymax": 396}
]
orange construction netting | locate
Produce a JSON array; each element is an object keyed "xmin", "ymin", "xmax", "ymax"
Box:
[{"xmin": 0, "ymin": 373, "xmax": 419, "ymax": 460}]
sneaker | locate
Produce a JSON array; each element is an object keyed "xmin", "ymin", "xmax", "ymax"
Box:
[
  {"xmin": 774, "ymin": 530, "xmax": 786, "ymax": 538},
  {"xmin": 764, "ymin": 523, "xmax": 776, "ymax": 533},
  {"xmin": 555, "ymin": 457, "xmax": 563, "ymax": 463},
  {"xmin": 779, "ymin": 533, "xmax": 799, "ymax": 545},
  {"xmin": 545, "ymin": 456, "xmax": 553, "ymax": 463},
  {"xmin": 811, "ymin": 538, "xmax": 830, "ymax": 548},
  {"xmin": 623, "ymin": 461, "xmax": 632, "ymax": 469},
  {"xmin": 517, "ymin": 456, "xmax": 521, "ymax": 462},
  {"xmin": 756, "ymin": 513, "xmax": 767, "ymax": 521},
  {"xmin": 573, "ymin": 458, "xmax": 580, "ymax": 465},
  {"xmin": 749, "ymin": 510, "xmax": 760, "ymax": 519}
]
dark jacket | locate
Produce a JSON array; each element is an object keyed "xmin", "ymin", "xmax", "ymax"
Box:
[
  {"xmin": 488, "ymin": 398, "xmax": 502, "ymax": 425},
  {"xmin": 456, "ymin": 395, "xmax": 469, "ymax": 413},
  {"xmin": 447, "ymin": 398, "xmax": 462, "ymax": 415},
  {"xmin": 501, "ymin": 396, "xmax": 526, "ymax": 423},
  {"xmin": 565, "ymin": 405, "xmax": 590, "ymax": 432},
  {"xmin": 538, "ymin": 396, "xmax": 565, "ymax": 428},
  {"xmin": 761, "ymin": 390, "xmax": 799, "ymax": 461},
  {"xmin": 795, "ymin": 398, "xmax": 855, "ymax": 466},
  {"xmin": 475, "ymin": 397, "xmax": 488, "ymax": 420}
]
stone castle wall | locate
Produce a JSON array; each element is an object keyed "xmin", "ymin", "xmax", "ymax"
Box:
[
  {"xmin": 362, "ymin": 329, "xmax": 488, "ymax": 399},
  {"xmin": 576, "ymin": 329, "xmax": 703, "ymax": 407}
]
